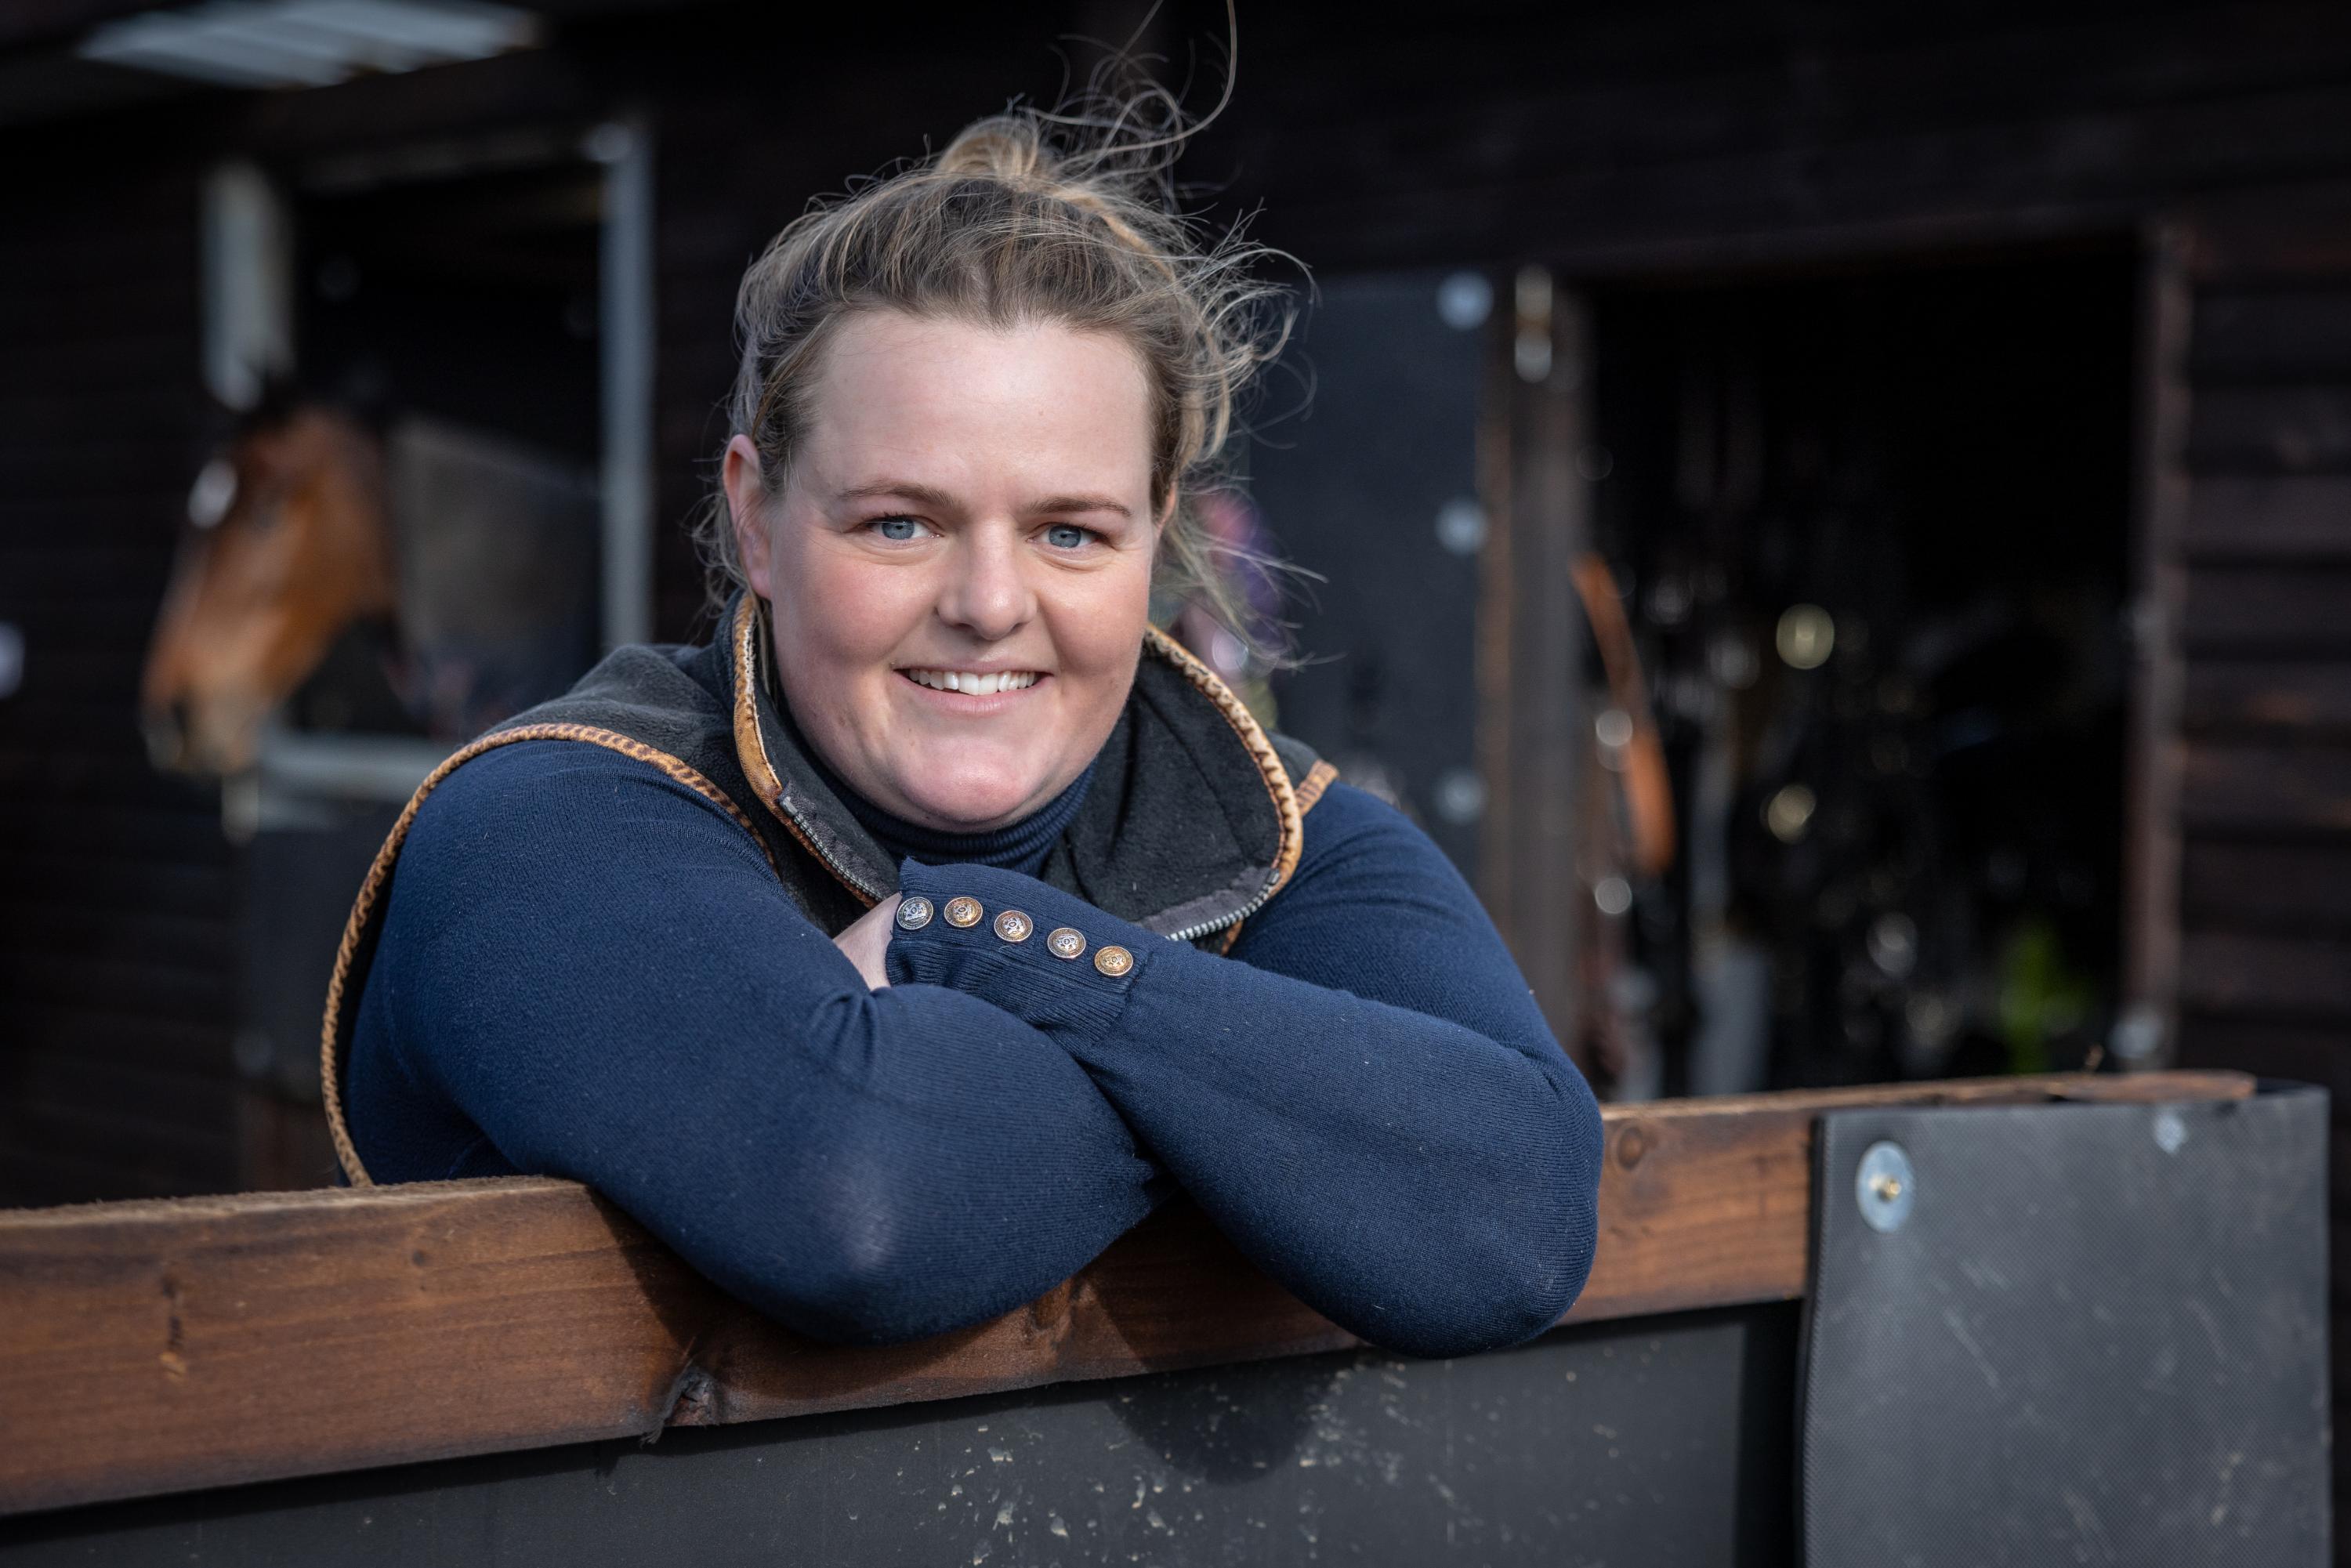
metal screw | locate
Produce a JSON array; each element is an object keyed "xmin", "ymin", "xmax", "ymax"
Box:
[
  {"xmin": 1857, "ymin": 1140, "xmax": 1915, "ymax": 1234},
  {"xmin": 2153, "ymin": 1109, "xmax": 2188, "ymax": 1155},
  {"xmin": 1433, "ymin": 767, "xmax": 1487, "ymax": 826},
  {"xmin": 1434, "ymin": 498, "xmax": 1487, "ymax": 556},
  {"xmin": 1436, "ymin": 271, "xmax": 1492, "ymax": 331}
]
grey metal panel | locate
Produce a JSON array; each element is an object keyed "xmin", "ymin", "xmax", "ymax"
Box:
[
  {"xmin": 0, "ymin": 1305, "xmax": 1798, "ymax": 1566},
  {"xmin": 1802, "ymin": 1086, "xmax": 2330, "ymax": 1566},
  {"xmin": 1252, "ymin": 271, "xmax": 1485, "ymax": 878}
]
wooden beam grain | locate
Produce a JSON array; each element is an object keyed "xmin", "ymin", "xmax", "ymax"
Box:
[
  {"xmin": 1476, "ymin": 271, "xmax": 1591, "ymax": 1044},
  {"xmin": 2186, "ymin": 661, "xmax": 2351, "ymax": 733},
  {"xmin": 2193, "ymin": 290, "xmax": 2351, "ymax": 382},
  {"xmin": 0, "ymin": 1074, "xmax": 2251, "ymax": 1519},
  {"xmin": 2181, "ymin": 931, "xmax": 2351, "ymax": 1017},
  {"xmin": 2184, "ymin": 566, "xmax": 2351, "ymax": 655},
  {"xmin": 2126, "ymin": 223, "xmax": 2193, "ymax": 1074},
  {"xmin": 2183, "ymin": 838, "xmax": 2351, "ymax": 924},
  {"xmin": 2182, "ymin": 739, "xmax": 2351, "ymax": 832},
  {"xmin": 2184, "ymin": 475, "xmax": 2351, "ymax": 562}
]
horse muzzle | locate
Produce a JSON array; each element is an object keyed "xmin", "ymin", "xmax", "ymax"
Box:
[{"xmin": 139, "ymin": 692, "xmax": 263, "ymax": 778}]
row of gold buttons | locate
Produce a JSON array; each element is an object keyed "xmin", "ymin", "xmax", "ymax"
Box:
[{"xmin": 895, "ymin": 894, "xmax": 1133, "ymax": 976}]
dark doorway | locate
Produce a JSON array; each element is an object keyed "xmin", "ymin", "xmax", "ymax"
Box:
[
  {"xmin": 299, "ymin": 155, "xmax": 603, "ymax": 465},
  {"xmin": 1581, "ymin": 247, "xmax": 2138, "ymax": 1098}
]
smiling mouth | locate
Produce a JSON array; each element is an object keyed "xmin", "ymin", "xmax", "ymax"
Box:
[{"xmin": 900, "ymin": 668, "xmax": 1043, "ymax": 695}]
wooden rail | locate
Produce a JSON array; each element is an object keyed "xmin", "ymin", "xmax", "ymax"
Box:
[{"xmin": 0, "ymin": 1072, "xmax": 2250, "ymax": 1518}]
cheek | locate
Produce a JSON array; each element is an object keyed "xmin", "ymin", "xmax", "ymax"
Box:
[
  {"xmin": 769, "ymin": 539, "xmax": 925, "ymax": 672},
  {"xmin": 1048, "ymin": 561, "xmax": 1156, "ymax": 681}
]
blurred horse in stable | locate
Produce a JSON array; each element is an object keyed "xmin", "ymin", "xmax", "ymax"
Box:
[
  {"xmin": 136, "ymin": 392, "xmax": 602, "ymax": 1188},
  {"xmin": 141, "ymin": 393, "xmax": 602, "ymax": 779},
  {"xmin": 142, "ymin": 400, "xmax": 399, "ymax": 776}
]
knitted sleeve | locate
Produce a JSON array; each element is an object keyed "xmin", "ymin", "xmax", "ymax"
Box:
[{"xmin": 886, "ymin": 782, "xmax": 1605, "ymax": 1359}]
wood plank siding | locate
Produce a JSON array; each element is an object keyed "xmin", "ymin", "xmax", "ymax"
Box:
[
  {"xmin": 0, "ymin": 126, "xmax": 241, "ymax": 1208},
  {"xmin": 2169, "ymin": 206, "xmax": 2351, "ymax": 1476}
]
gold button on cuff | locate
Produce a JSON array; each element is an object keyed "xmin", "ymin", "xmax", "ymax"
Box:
[
  {"xmin": 993, "ymin": 909, "xmax": 1034, "ymax": 943},
  {"xmin": 895, "ymin": 896, "xmax": 934, "ymax": 930},
  {"xmin": 1092, "ymin": 943, "xmax": 1135, "ymax": 978},
  {"xmin": 1046, "ymin": 927, "xmax": 1087, "ymax": 961},
  {"xmin": 943, "ymin": 896, "xmax": 984, "ymax": 929}
]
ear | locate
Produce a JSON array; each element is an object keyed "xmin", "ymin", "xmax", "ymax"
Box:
[{"xmin": 722, "ymin": 435, "xmax": 777, "ymax": 600}]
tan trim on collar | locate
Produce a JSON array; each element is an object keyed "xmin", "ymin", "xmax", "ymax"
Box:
[
  {"xmin": 729, "ymin": 596, "xmax": 882, "ymax": 907},
  {"xmin": 729, "ymin": 592, "xmax": 787, "ymax": 818},
  {"xmin": 1293, "ymin": 758, "xmax": 1340, "ymax": 816},
  {"xmin": 320, "ymin": 722, "xmax": 780, "ymax": 1188},
  {"xmin": 1213, "ymin": 760, "xmax": 1339, "ymax": 954},
  {"xmin": 1141, "ymin": 624, "xmax": 1306, "ymax": 896}
]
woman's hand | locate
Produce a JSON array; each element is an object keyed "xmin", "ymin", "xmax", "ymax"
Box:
[{"xmin": 833, "ymin": 893, "xmax": 902, "ymax": 990}]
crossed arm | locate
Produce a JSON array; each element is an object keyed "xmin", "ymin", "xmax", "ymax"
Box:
[{"xmin": 361, "ymin": 741, "xmax": 1602, "ymax": 1357}]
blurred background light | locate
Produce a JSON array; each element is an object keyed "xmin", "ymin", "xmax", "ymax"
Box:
[{"xmin": 78, "ymin": 0, "xmax": 539, "ymax": 90}]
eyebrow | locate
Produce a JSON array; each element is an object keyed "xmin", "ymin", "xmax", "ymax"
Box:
[{"xmin": 834, "ymin": 480, "xmax": 1134, "ymax": 520}]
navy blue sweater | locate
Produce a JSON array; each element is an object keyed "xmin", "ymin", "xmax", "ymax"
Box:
[{"xmin": 345, "ymin": 740, "xmax": 1603, "ymax": 1359}]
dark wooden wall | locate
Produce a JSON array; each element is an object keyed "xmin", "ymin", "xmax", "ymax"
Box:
[
  {"xmin": 1202, "ymin": 0, "xmax": 2351, "ymax": 275},
  {"xmin": 2172, "ymin": 208, "xmax": 2351, "ymax": 1054},
  {"xmin": 0, "ymin": 133, "xmax": 239, "ymax": 1204},
  {"xmin": 2162, "ymin": 201, "xmax": 2351, "ymax": 1489}
]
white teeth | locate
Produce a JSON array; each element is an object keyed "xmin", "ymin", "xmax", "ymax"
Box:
[{"xmin": 905, "ymin": 668, "xmax": 1038, "ymax": 694}]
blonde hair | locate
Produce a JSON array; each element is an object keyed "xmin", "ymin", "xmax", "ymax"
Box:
[{"xmin": 698, "ymin": 86, "xmax": 1297, "ymax": 659}]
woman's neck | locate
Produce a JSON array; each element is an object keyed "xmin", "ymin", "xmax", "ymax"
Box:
[
  {"xmin": 833, "ymin": 762, "xmax": 1096, "ymax": 875},
  {"xmin": 777, "ymin": 692, "xmax": 1096, "ymax": 874}
]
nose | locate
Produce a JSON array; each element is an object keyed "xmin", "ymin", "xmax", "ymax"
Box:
[{"xmin": 936, "ymin": 525, "xmax": 1035, "ymax": 643}]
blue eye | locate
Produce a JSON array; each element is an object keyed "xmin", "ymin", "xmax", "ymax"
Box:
[
  {"xmin": 1045, "ymin": 523, "xmax": 1089, "ymax": 549},
  {"xmin": 873, "ymin": 516, "xmax": 922, "ymax": 541}
]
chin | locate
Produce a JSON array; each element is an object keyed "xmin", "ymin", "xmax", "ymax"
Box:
[{"xmin": 896, "ymin": 769, "xmax": 1052, "ymax": 832}]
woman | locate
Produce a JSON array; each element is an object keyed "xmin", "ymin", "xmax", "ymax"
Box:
[{"xmin": 324, "ymin": 107, "xmax": 1603, "ymax": 1360}]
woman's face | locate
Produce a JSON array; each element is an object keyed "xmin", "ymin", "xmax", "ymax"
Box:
[{"xmin": 726, "ymin": 311, "xmax": 1162, "ymax": 834}]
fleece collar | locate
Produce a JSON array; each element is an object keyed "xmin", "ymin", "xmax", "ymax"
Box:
[{"xmin": 719, "ymin": 593, "xmax": 1304, "ymax": 941}]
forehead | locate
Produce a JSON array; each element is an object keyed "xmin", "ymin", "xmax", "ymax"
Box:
[{"xmin": 801, "ymin": 312, "xmax": 1154, "ymax": 492}]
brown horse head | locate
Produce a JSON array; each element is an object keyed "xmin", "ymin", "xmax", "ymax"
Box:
[{"xmin": 141, "ymin": 404, "xmax": 397, "ymax": 776}]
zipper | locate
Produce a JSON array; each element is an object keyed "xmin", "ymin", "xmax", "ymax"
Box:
[
  {"xmin": 773, "ymin": 790, "xmax": 889, "ymax": 907},
  {"xmin": 1165, "ymin": 866, "xmax": 1284, "ymax": 945}
]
